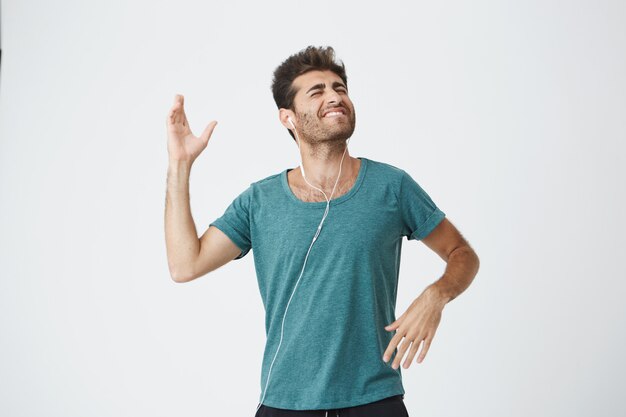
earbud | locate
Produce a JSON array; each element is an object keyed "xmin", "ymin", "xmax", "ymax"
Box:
[{"xmin": 288, "ymin": 116, "xmax": 303, "ymax": 157}]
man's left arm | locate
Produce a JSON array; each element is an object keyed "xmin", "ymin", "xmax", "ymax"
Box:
[
  {"xmin": 382, "ymin": 218, "xmax": 480, "ymax": 369},
  {"xmin": 421, "ymin": 217, "xmax": 480, "ymax": 304}
]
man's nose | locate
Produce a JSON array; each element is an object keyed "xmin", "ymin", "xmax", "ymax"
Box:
[{"xmin": 326, "ymin": 89, "xmax": 343, "ymax": 105}]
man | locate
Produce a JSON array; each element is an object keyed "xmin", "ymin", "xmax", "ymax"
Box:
[{"xmin": 164, "ymin": 46, "xmax": 479, "ymax": 417}]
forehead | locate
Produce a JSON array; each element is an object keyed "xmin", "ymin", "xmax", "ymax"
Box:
[{"xmin": 292, "ymin": 70, "xmax": 344, "ymax": 92}]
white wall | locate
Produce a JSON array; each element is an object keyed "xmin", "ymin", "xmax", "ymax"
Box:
[{"xmin": 1, "ymin": 0, "xmax": 625, "ymax": 416}]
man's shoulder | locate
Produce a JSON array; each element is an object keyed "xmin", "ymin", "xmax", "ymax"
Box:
[
  {"xmin": 360, "ymin": 157, "xmax": 406, "ymax": 179},
  {"xmin": 251, "ymin": 170, "xmax": 283, "ymax": 187},
  {"xmin": 241, "ymin": 169, "xmax": 285, "ymax": 200}
]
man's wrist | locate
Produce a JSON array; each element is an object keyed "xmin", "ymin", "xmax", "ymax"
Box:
[
  {"xmin": 426, "ymin": 282, "xmax": 452, "ymax": 307},
  {"xmin": 168, "ymin": 159, "xmax": 193, "ymax": 172}
]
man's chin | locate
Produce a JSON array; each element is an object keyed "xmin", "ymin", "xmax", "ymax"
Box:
[{"xmin": 326, "ymin": 128, "xmax": 355, "ymax": 142}]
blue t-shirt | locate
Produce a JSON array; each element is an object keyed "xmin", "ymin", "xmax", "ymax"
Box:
[{"xmin": 209, "ymin": 156, "xmax": 445, "ymax": 410}]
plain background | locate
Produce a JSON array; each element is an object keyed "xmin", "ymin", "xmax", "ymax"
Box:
[{"xmin": 1, "ymin": 0, "xmax": 625, "ymax": 416}]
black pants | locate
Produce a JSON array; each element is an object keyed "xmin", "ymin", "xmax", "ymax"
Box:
[{"xmin": 255, "ymin": 394, "xmax": 409, "ymax": 417}]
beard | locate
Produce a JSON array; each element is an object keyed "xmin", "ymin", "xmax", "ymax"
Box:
[{"xmin": 295, "ymin": 107, "xmax": 356, "ymax": 145}]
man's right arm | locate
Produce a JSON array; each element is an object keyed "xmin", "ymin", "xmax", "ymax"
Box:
[
  {"xmin": 164, "ymin": 94, "xmax": 240, "ymax": 283},
  {"xmin": 164, "ymin": 161, "xmax": 241, "ymax": 283}
]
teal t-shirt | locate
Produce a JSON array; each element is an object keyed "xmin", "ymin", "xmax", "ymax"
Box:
[{"xmin": 209, "ymin": 156, "xmax": 446, "ymax": 410}]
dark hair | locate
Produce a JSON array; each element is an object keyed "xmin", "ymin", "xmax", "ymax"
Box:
[{"xmin": 271, "ymin": 46, "xmax": 348, "ymax": 141}]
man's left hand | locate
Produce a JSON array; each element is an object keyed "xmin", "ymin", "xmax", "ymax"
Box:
[{"xmin": 382, "ymin": 285, "xmax": 447, "ymax": 369}]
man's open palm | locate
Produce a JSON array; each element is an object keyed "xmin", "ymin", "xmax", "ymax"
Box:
[{"xmin": 166, "ymin": 94, "xmax": 217, "ymax": 163}]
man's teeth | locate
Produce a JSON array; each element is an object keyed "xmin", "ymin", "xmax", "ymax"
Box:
[{"xmin": 324, "ymin": 112, "xmax": 343, "ymax": 117}]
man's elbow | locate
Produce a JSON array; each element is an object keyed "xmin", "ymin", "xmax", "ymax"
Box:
[
  {"xmin": 451, "ymin": 245, "xmax": 480, "ymax": 274},
  {"xmin": 468, "ymin": 247, "xmax": 480, "ymax": 276},
  {"xmin": 169, "ymin": 265, "xmax": 198, "ymax": 283},
  {"xmin": 171, "ymin": 273, "xmax": 189, "ymax": 283}
]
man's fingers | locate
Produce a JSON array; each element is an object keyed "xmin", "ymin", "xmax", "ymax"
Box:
[
  {"xmin": 382, "ymin": 342, "xmax": 394, "ymax": 363},
  {"xmin": 173, "ymin": 94, "xmax": 184, "ymax": 105},
  {"xmin": 392, "ymin": 337, "xmax": 412, "ymax": 369},
  {"xmin": 417, "ymin": 337, "xmax": 432, "ymax": 363},
  {"xmin": 404, "ymin": 339, "xmax": 422, "ymax": 368},
  {"xmin": 200, "ymin": 120, "xmax": 218, "ymax": 144},
  {"xmin": 169, "ymin": 94, "xmax": 185, "ymax": 125},
  {"xmin": 382, "ymin": 330, "xmax": 404, "ymax": 362}
]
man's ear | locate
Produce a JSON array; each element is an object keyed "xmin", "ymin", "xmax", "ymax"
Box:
[{"xmin": 279, "ymin": 108, "xmax": 296, "ymax": 130}]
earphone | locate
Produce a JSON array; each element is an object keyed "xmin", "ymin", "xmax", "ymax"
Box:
[
  {"xmin": 287, "ymin": 117, "xmax": 307, "ymax": 180},
  {"xmin": 255, "ymin": 116, "xmax": 351, "ymax": 413}
]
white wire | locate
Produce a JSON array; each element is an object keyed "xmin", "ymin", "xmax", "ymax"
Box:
[{"xmin": 255, "ymin": 127, "xmax": 351, "ymax": 414}]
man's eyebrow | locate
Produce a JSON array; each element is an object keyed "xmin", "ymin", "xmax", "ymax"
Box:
[
  {"xmin": 305, "ymin": 83, "xmax": 325, "ymax": 94},
  {"xmin": 305, "ymin": 81, "xmax": 348, "ymax": 95}
]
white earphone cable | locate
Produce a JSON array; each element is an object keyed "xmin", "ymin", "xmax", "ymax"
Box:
[{"xmin": 255, "ymin": 122, "xmax": 350, "ymax": 413}]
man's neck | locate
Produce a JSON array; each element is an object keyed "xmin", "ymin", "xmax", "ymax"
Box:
[{"xmin": 295, "ymin": 141, "xmax": 356, "ymax": 189}]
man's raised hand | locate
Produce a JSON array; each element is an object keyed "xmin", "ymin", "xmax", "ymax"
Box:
[{"xmin": 166, "ymin": 94, "xmax": 217, "ymax": 163}]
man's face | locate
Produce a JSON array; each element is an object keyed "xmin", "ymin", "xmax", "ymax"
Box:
[{"xmin": 290, "ymin": 70, "xmax": 356, "ymax": 144}]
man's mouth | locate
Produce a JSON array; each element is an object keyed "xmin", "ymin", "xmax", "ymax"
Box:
[{"xmin": 322, "ymin": 108, "xmax": 347, "ymax": 118}]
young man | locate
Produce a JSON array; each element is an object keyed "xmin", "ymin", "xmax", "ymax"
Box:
[{"xmin": 164, "ymin": 46, "xmax": 480, "ymax": 417}]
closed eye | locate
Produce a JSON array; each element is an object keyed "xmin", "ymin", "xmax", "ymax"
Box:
[{"xmin": 310, "ymin": 88, "xmax": 347, "ymax": 97}]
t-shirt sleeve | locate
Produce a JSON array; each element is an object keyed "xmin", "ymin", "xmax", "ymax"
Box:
[
  {"xmin": 398, "ymin": 170, "xmax": 446, "ymax": 241},
  {"xmin": 209, "ymin": 186, "xmax": 253, "ymax": 260}
]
